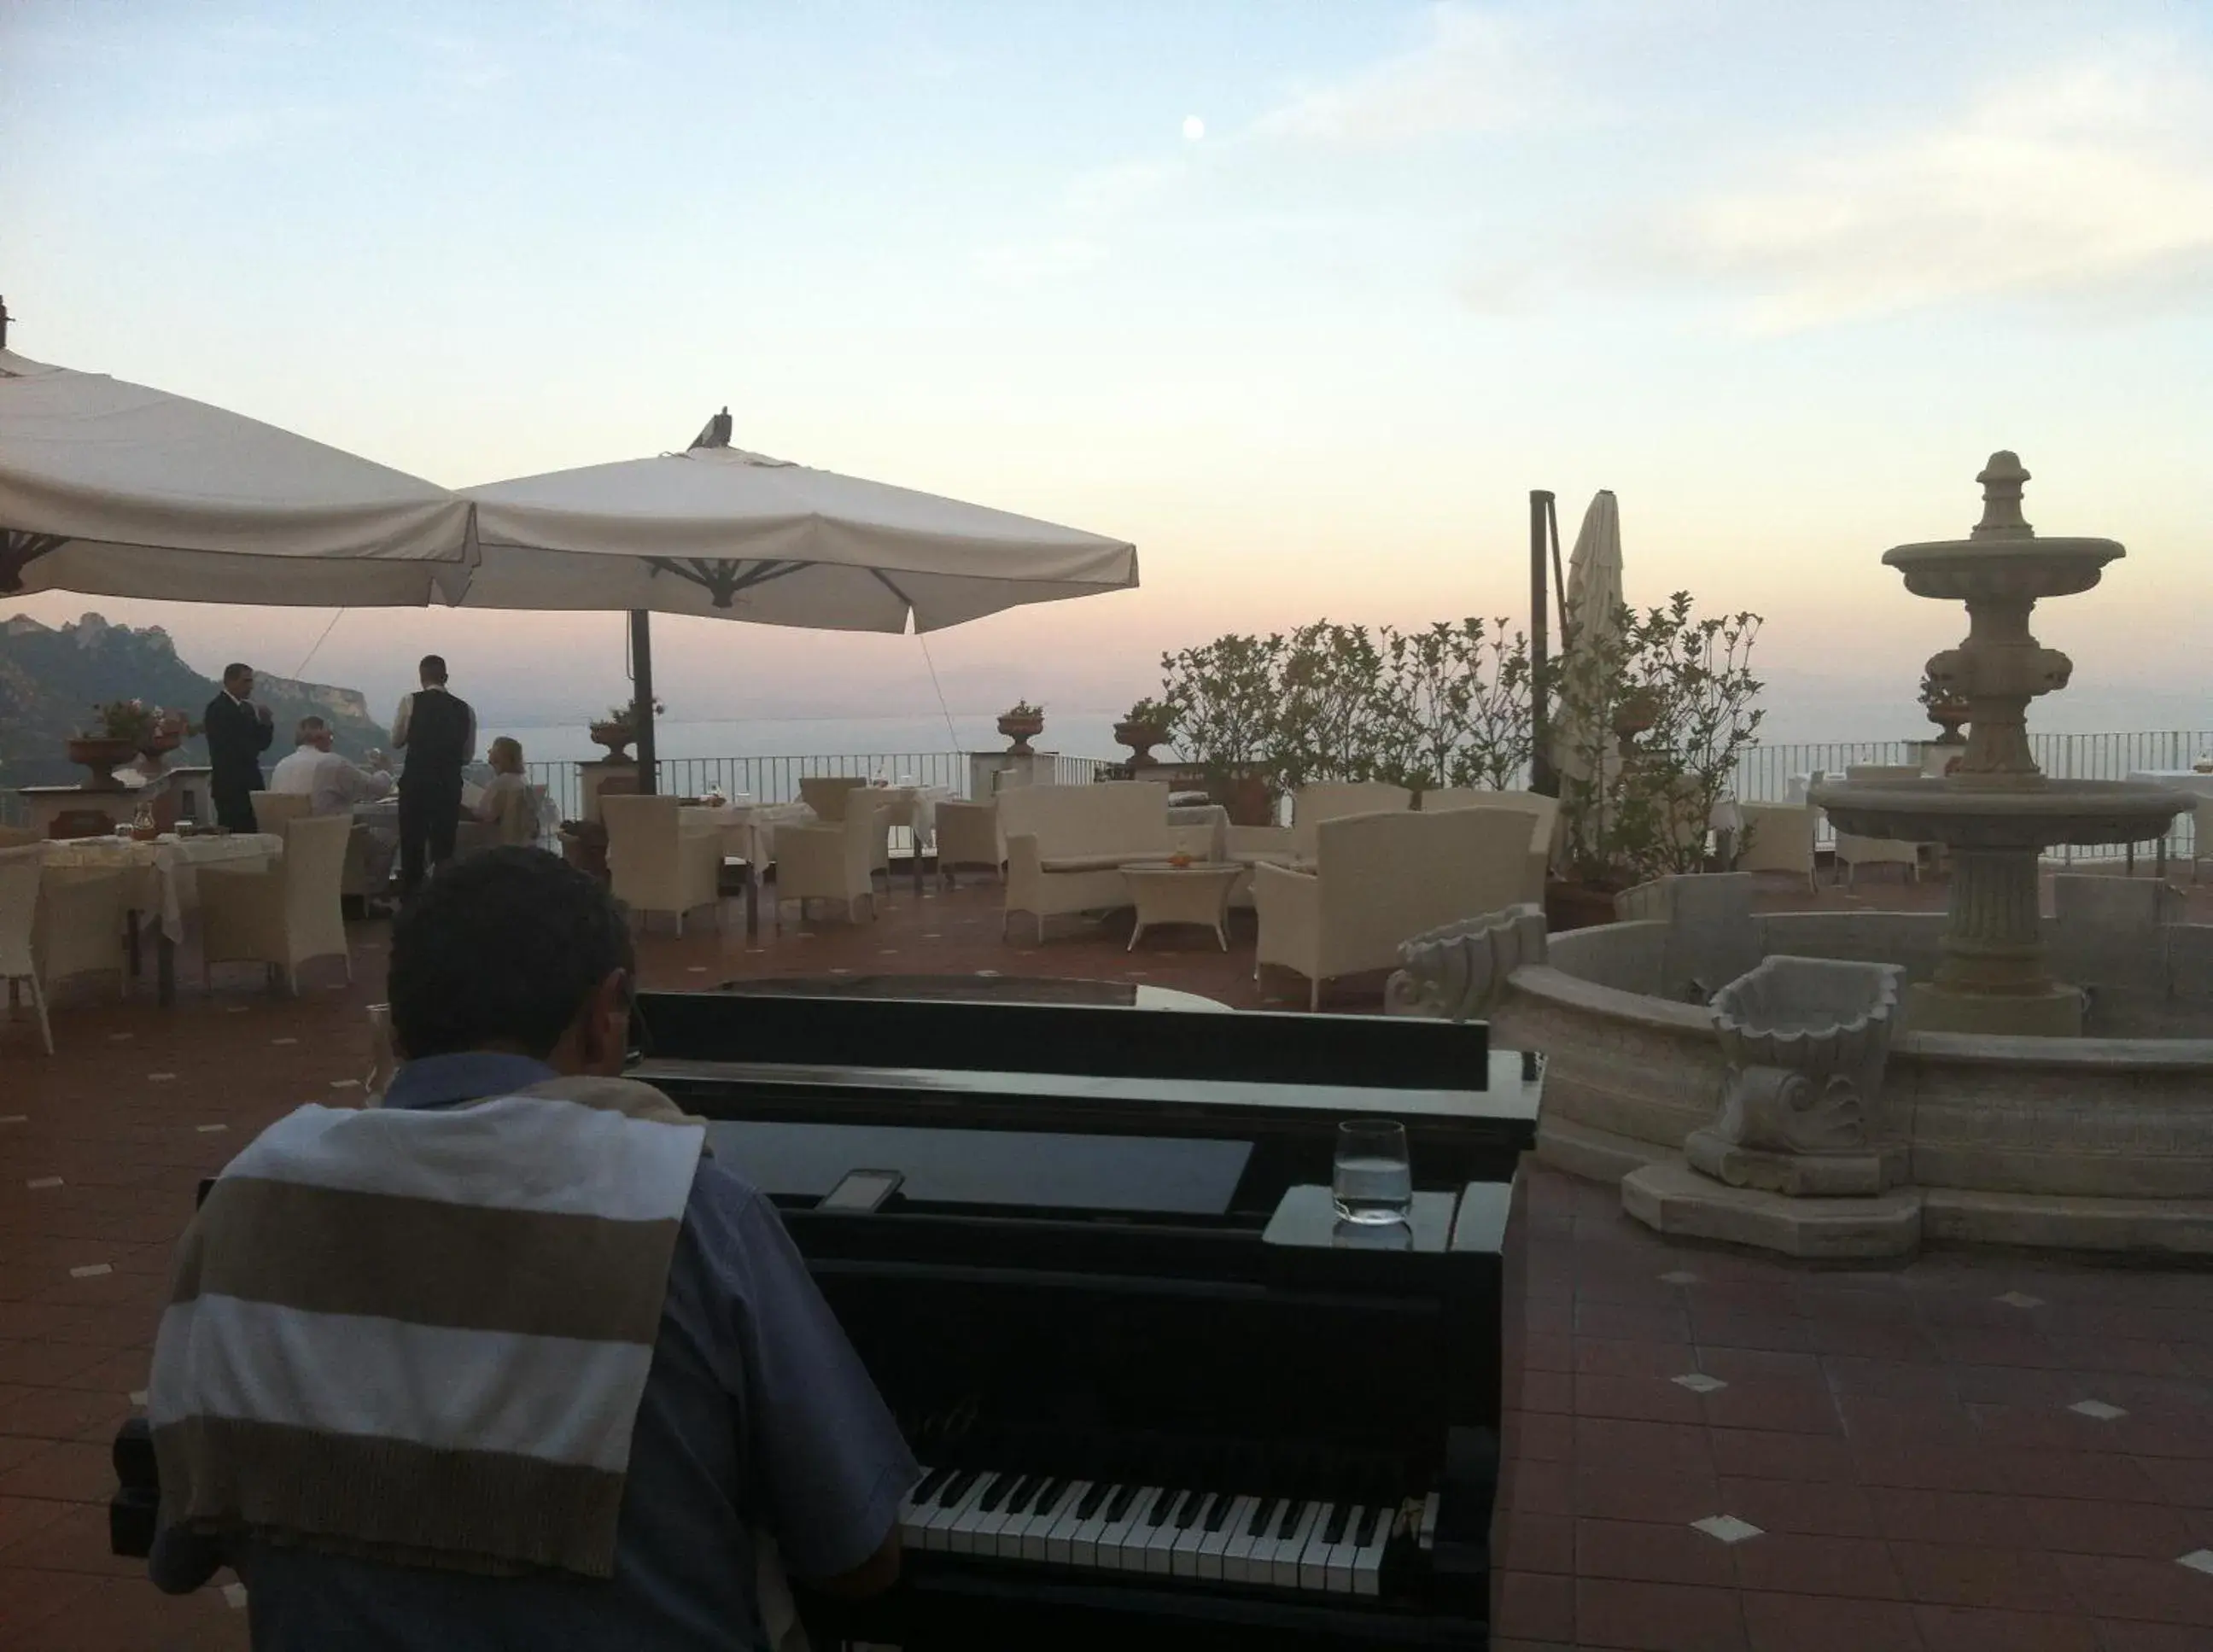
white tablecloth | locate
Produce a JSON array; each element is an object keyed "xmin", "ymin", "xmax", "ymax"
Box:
[
  {"xmin": 42, "ymin": 832, "xmax": 282, "ymax": 940},
  {"xmin": 681, "ymin": 801, "xmax": 817, "ymax": 873},
  {"xmin": 1166, "ymin": 803, "xmax": 1231, "ymax": 861}
]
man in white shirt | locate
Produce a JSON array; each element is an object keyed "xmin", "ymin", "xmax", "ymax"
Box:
[{"xmin": 269, "ymin": 717, "xmax": 394, "ymax": 816}]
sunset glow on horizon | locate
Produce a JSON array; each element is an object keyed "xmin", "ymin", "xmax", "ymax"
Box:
[{"xmin": 4, "ymin": 1, "xmax": 2208, "ymax": 741}]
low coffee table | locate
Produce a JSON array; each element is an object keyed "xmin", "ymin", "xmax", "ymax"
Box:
[{"xmin": 1120, "ymin": 861, "xmax": 1246, "ymax": 952}]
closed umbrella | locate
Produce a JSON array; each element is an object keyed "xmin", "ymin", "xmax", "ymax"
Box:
[
  {"xmin": 1549, "ymin": 489, "xmax": 1625, "ymax": 792},
  {"xmin": 0, "ymin": 349, "xmax": 472, "ymax": 604},
  {"xmin": 458, "ymin": 412, "xmax": 1139, "ymax": 786}
]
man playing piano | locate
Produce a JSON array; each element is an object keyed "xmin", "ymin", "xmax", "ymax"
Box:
[{"xmin": 143, "ymin": 849, "xmax": 917, "ymax": 1649}]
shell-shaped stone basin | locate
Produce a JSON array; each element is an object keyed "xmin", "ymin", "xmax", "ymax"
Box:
[
  {"xmin": 1710, "ymin": 954, "xmax": 1901, "ymax": 1079},
  {"xmin": 1810, "ymin": 777, "xmax": 2190, "ymax": 850}
]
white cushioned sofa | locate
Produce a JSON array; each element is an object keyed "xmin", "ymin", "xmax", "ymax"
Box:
[{"xmin": 998, "ymin": 782, "xmax": 1176, "ymax": 942}]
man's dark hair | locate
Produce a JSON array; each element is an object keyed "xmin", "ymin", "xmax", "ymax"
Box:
[
  {"xmin": 222, "ymin": 663, "xmax": 251, "ymax": 685},
  {"xmin": 418, "ymin": 654, "xmax": 448, "ymax": 685},
  {"xmin": 388, "ymin": 849, "xmax": 634, "ymax": 1060}
]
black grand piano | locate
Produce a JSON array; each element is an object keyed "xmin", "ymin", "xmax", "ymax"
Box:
[{"xmin": 113, "ymin": 976, "xmax": 1539, "ymax": 1649}]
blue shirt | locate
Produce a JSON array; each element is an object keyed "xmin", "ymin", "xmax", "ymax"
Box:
[{"xmin": 151, "ymin": 1051, "xmax": 917, "ymax": 1650}]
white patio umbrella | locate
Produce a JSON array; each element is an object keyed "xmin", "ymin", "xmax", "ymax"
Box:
[
  {"xmin": 1549, "ymin": 488, "xmax": 1625, "ymax": 791},
  {"xmin": 0, "ymin": 349, "xmax": 472, "ymax": 604},
  {"xmin": 458, "ymin": 412, "xmax": 1139, "ymax": 782}
]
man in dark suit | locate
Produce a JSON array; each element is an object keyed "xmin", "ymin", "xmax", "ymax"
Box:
[
  {"xmin": 203, "ymin": 663, "xmax": 275, "ymax": 833},
  {"xmin": 391, "ymin": 654, "xmax": 476, "ymax": 897}
]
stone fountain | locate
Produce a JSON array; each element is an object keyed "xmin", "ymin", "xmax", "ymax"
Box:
[{"xmin": 1810, "ymin": 452, "xmax": 2190, "ymax": 1037}]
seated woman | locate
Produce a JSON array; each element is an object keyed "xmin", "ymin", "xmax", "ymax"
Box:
[{"xmin": 475, "ymin": 737, "xmax": 542, "ymax": 848}]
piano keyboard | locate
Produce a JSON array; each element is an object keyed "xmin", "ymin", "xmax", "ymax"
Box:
[{"xmin": 899, "ymin": 1467, "xmax": 1436, "ymax": 1598}]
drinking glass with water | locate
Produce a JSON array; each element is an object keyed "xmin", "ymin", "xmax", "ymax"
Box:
[{"xmin": 1333, "ymin": 1119, "xmax": 1412, "ymax": 1224}]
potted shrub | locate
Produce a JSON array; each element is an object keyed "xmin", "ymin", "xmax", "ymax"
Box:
[
  {"xmin": 1113, "ymin": 697, "xmax": 1173, "ymax": 765},
  {"xmin": 71, "ymin": 699, "xmax": 159, "ymax": 789},
  {"xmin": 1918, "ymin": 674, "xmax": 1970, "ymax": 745},
  {"xmin": 1547, "ymin": 597, "xmax": 1766, "ymax": 930},
  {"xmin": 587, "ymin": 699, "xmax": 663, "ymax": 760},
  {"xmin": 997, "ymin": 700, "xmax": 1045, "ymax": 755},
  {"xmin": 137, "ymin": 708, "xmax": 196, "ymax": 766}
]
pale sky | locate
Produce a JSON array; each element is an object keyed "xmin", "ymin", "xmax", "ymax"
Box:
[{"xmin": 3, "ymin": 0, "xmax": 2210, "ymax": 738}]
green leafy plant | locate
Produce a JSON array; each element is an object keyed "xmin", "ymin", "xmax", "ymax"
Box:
[
  {"xmin": 1001, "ymin": 700, "xmax": 1044, "ymax": 721},
  {"xmin": 1553, "ymin": 595, "xmax": 1765, "ymax": 886},
  {"xmin": 84, "ymin": 699, "xmax": 194, "ymax": 745},
  {"xmin": 1121, "ymin": 696, "xmax": 1172, "ymax": 728},
  {"xmin": 595, "ymin": 698, "xmax": 665, "ymax": 736}
]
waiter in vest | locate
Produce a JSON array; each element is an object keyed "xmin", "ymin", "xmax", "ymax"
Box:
[
  {"xmin": 391, "ymin": 654, "xmax": 476, "ymax": 897},
  {"xmin": 203, "ymin": 663, "xmax": 276, "ymax": 834}
]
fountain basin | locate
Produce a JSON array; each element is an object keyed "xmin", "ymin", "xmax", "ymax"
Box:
[{"xmin": 1812, "ymin": 777, "xmax": 2189, "ymax": 848}]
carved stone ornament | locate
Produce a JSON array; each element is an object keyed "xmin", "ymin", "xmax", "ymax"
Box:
[
  {"xmin": 1685, "ymin": 954, "xmax": 1907, "ymax": 1197},
  {"xmin": 1386, "ymin": 903, "xmax": 1548, "ymax": 1022}
]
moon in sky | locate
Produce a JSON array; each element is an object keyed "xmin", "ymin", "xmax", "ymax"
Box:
[{"xmin": 1182, "ymin": 114, "xmax": 1205, "ymax": 142}]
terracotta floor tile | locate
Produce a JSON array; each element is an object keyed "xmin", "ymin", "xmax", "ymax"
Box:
[
  {"xmin": 0, "ymin": 1500, "xmax": 146, "ymax": 1576},
  {"xmin": 1575, "ymin": 1577, "xmax": 1747, "ymax": 1651},
  {"xmin": 0, "ymin": 1493, "xmax": 73, "ymax": 1550},
  {"xmin": 1574, "ymin": 1417, "xmax": 1715, "ymax": 1477},
  {"xmin": 1891, "ymin": 1544, "xmax": 2082, "ymax": 1613},
  {"xmin": 1496, "ymin": 1568, "xmax": 1578, "ymax": 1642},
  {"xmin": 2093, "ymin": 1621, "xmax": 2213, "ymax": 1651},
  {"xmin": 1575, "ymin": 1517, "xmax": 1737, "ymax": 1587},
  {"xmin": 1731, "ymin": 1532, "xmax": 1905, "ymax": 1600},
  {"xmin": 1575, "ymin": 1375, "xmax": 1708, "ymax": 1425},
  {"xmin": 1578, "ymin": 1335, "xmax": 1696, "ymax": 1379},
  {"xmin": 1707, "ymin": 1427, "xmax": 1856, "ymax": 1484},
  {"xmin": 1701, "ymin": 1382, "xmax": 1844, "ymax": 1437},
  {"xmin": 1910, "ymin": 1603, "xmax": 2099, "ymax": 1651},
  {"xmin": 1836, "ymin": 1392, "xmax": 1978, "ymax": 1448},
  {"xmin": 1862, "ymin": 1488, "xmax": 2041, "ymax": 1550},
  {"xmin": 0, "ymin": 1565, "xmax": 102, "ymax": 1643},
  {"xmin": 0, "ymin": 1439, "xmax": 123, "ymax": 1503},
  {"xmin": 2019, "ymin": 1497, "xmax": 2198, "ymax": 1560},
  {"xmin": 1504, "ymin": 1510, "xmax": 1575, "ymax": 1574},
  {"xmin": 1999, "ymin": 1451, "xmax": 2164, "ymax": 1504},
  {"xmin": 1820, "ymin": 1355, "xmax": 1955, "ymax": 1400},
  {"xmin": 1714, "ymin": 1477, "xmax": 1881, "ymax": 1538},
  {"xmin": 1576, "ymin": 1462, "xmax": 1727, "ymax": 1526},
  {"xmin": 1738, "ymin": 1591, "xmax": 1924, "ymax": 1652},
  {"xmin": 2135, "ymin": 1456, "xmax": 2213, "ymax": 1508},
  {"xmin": 0, "ymin": 1384, "xmax": 131, "ymax": 1443},
  {"xmin": 2052, "ymin": 1554, "xmax": 2213, "ymax": 1628},
  {"xmin": 1517, "ymin": 1410, "xmax": 1576, "ymax": 1462},
  {"xmin": 1691, "ymin": 1347, "xmax": 1822, "ymax": 1386},
  {"xmin": 0, "ymin": 1340, "xmax": 114, "ymax": 1388}
]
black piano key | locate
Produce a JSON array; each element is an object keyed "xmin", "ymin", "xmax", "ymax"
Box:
[
  {"xmin": 1175, "ymin": 1491, "xmax": 1210, "ymax": 1532},
  {"xmin": 1202, "ymin": 1493, "xmax": 1235, "ymax": 1533},
  {"xmin": 912, "ymin": 1466, "xmax": 955, "ymax": 1507},
  {"xmin": 1320, "ymin": 1503, "xmax": 1350, "ymax": 1546},
  {"xmin": 1103, "ymin": 1484, "xmax": 1137, "ymax": 1524},
  {"xmin": 1142, "ymin": 1490, "xmax": 1182, "ymax": 1530},
  {"xmin": 1247, "ymin": 1497, "xmax": 1284, "ymax": 1538},
  {"xmin": 939, "ymin": 1468, "xmax": 979, "ymax": 1508},
  {"xmin": 977, "ymin": 1474, "xmax": 1015, "ymax": 1515},
  {"xmin": 1019, "ymin": 1477, "xmax": 1062, "ymax": 1517},
  {"xmin": 1076, "ymin": 1482, "xmax": 1112, "ymax": 1521}
]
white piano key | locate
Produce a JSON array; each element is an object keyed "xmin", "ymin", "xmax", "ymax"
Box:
[
  {"xmin": 1098, "ymin": 1486, "xmax": 1159, "ymax": 1572},
  {"xmin": 1297, "ymin": 1502, "xmax": 1337, "ymax": 1592},
  {"xmin": 1270, "ymin": 1501, "xmax": 1323, "ymax": 1589},
  {"xmin": 920, "ymin": 1472, "xmax": 987, "ymax": 1551},
  {"xmin": 896, "ymin": 1465, "xmax": 937, "ymax": 1544},
  {"xmin": 1001, "ymin": 1477, "xmax": 1064, "ymax": 1557},
  {"xmin": 1142, "ymin": 1489, "xmax": 1189, "ymax": 1574},
  {"xmin": 1352, "ymin": 1505, "xmax": 1393, "ymax": 1597},
  {"xmin": 1068, "ymin": 1483, "xmax": 1120, "ymax": 1567},
  {"xmin": 1223, "ymin": 1497, "xmax": 1284, "ymax": 1585},
  {"xmin": 968, "ymin": 1474, "xmax": 1024, "ymax": 1550},
  {"xmin": 940, "ymin": 1472, "xmax": 1003, "ymax": 1555},
  {"xmin": 1171, "ymin": 1491, "xmax": 1217, "ymax": 1577},
  {"xmin": 1323, "ymin": 1504, "xmax": 1364, "ymax": 1595},
  {"xmin": 1198, "ymin": 1494, "xmax": 1255, "ymax": 1581},
  {"xmin": 1026, "ymin": 1480, "xmax": 1088, "ymax": 1562}
]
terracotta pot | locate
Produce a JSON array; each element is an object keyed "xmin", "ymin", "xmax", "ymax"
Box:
[
  {"xmin": 997, "ymin": 713, "xmax": 1045, "ymax": 756},
  {"xmin": 1114, "ymin": 720, "xmax": 1169, "ymax": 766},
  {"xmin": 1611, "ymin": 692, "xmax": 1660, "ymax": 740},
  {"xmin": 137, "ymin": 732, "xmax": 182, "ymax": 765},
  {"xmin": 66, "ymin": 736, "xmax": 139, "ymax": 791},
  {"xmin": 587, "ymin": 721, "xmax": 633, "ymax": 760},
  {"xmin": 1544, "ymin": 878, "xmax": 1623, "ymax": 933}
]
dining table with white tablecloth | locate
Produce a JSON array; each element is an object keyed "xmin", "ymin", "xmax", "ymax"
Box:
[{"xmin": 40, "ymin": 831, "xmax": 283, "ymax": 1004}]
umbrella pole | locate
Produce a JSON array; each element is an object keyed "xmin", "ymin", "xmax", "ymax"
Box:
[
  {"xmin": 1529, "ymin": 490, "xmax": 1557, "ymax": 797},
  {"xmin": 628, "ymin": 609, "xmax": 657, "ymax": 796}
]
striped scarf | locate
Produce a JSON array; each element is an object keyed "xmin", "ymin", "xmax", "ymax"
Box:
[{"xmin": 147, "ymin": 1075, "xmax": 706, "ymax": 1579}]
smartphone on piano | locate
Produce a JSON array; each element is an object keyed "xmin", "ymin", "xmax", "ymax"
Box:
[{"xmin": 819, "ymin": 1169, "xmax": 903, "ymax": 1213}]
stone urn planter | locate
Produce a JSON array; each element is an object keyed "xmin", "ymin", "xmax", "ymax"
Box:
[
  {"xmin": 997, "ymin": 709, "xmax": 1045, "ymax": 756},
  {"xmin": 66, "ymin": 736, "xmax": 139, "ymax": 790},
  {"xmin": 136, "ymin": 731, "xmax": 182, "ymax": 768},
  {"xmin": 1924, "ymin": 697, "xmax": 1971, "ymax": 744},
  {"xmin": 1113, "ymin": 719, "xmax": 1169, "ymax": 766},
  {"xmin": 587, "ymin": 720, "xmax": 634, "ymax": 760}
]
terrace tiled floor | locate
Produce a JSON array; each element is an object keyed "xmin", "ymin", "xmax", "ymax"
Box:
[{"xmin": 0, "ymin": 865, "xmax": 2209, "ymax": 1649}]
